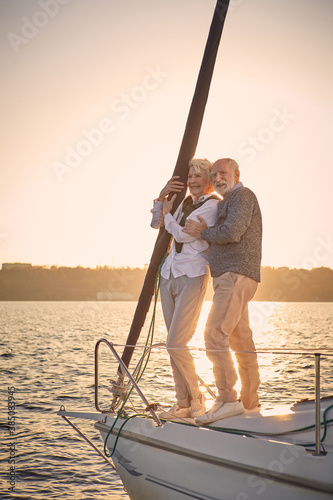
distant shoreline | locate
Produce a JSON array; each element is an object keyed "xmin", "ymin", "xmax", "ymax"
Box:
[
  {"xmin": 0, "ymin": 299, "xmax": 332, "ymax": 303},
  {"xmin": 0, "ymin": 264, "xmax": 332, "ymax": 302}
]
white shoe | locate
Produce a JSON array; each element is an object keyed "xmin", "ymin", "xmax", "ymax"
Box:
[
  {"xmin": 159, "ymin": 404, "xmax": 191, "ymax": 420},
  {"xmin": 190, "ymin": 394, "xmax": 206, "ymax": 418},
  {"xmin": 195, "ymin": 400, "xmax": 245, "ymax": 425}
]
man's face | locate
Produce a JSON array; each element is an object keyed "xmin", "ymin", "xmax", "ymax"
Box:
[{"xmin": 211, "ymin": 160, "xmax": 239, "ymax": 196}]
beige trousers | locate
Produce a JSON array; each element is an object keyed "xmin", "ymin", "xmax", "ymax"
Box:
[
  {"xmin": 204, "ymin": 271, "xmax": 260, "ymax": 409},
  {"xmin": 160, "ymin": 273, "xmax": 208, "ymax": 407}
]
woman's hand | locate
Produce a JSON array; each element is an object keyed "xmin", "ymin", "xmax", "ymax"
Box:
[
  {"xmin": 163, "ymin": 194, "xmax": 177, "ymax": 216},
  {"xmin": 158, "ymin": 176, "xmax": 184, "ymax": 201}
]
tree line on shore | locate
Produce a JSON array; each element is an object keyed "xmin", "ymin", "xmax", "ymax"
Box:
[{"xmin": 0, "ymin": 264, "xmax": 332, "ymax": 302}]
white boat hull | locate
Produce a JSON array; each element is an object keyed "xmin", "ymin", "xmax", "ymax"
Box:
[{"xmin": 93, "ymin": 398, "xmax": 333, "ymax": 500}]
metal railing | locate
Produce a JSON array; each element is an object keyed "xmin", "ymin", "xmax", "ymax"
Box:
[
  {"xmin": 314, "ymin": 353, "xmax": 321, "ymax": 456},
  {"xmin": 95, "ymin": 339, "xmax": 328, "ymax": 454},
  {"xmin": 94, "ymin": 338, "xmax": 162, "ymax": 426}
]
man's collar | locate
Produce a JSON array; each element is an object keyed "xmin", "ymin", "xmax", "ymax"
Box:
[
  {"xmin": 231, "ymin": 181, "xmax": 243, "ymax": 192},
  {"xmin": 222, "ymin": 182, "xmax": 243, "ymax": 200}
]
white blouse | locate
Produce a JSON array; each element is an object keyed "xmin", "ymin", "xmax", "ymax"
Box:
[{"xmin": 150, "ymin": 195, "xmax": 220, "ymax": 279}]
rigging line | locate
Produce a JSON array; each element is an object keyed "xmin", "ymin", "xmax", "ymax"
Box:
[
  {"xmin": 60, "ymin": 414, "xmax": 117, "ymax": 470},
  {"xmin": 104, "ymin": 264, "xmax": 163, "ymax": 457},
  {"xmin": 132, "ymin": 263, "xmax": 162, "ymax": 384}
]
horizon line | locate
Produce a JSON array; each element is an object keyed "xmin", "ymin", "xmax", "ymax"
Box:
[{"xmin": 1, "ymin": 262, "xmax": 332, "ymax": 272}]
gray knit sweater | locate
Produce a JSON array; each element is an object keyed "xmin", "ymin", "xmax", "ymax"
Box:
[{"xmin": 201, "ymin": 184, "xmax": 262, "ymax": 282}]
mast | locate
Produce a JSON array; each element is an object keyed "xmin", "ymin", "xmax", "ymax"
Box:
[{"xmin": 120, "ymin": 0, "xmax": 230, "ymax": 371}]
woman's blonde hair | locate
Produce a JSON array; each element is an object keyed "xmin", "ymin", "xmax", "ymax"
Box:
[{"xmin": 188, "ymin": 158, "xmax": 213, "ymax": 184}]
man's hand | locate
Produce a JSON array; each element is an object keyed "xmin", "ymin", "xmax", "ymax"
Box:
[
  {"xmin": 163, "ymin": 194, "xmax": 177, "ymax": 216},
  {"xmin": 158, "ymin": 176, "xmax": 184, "ymax": 201},
  {"xmin": 183, "ymin": 216, "xmax": 207, "ymax": 239}
]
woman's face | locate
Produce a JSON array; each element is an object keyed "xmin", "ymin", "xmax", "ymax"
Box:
[{"xmin": 187, "ymin": 166, "xmax": 212, "ymax": 200}]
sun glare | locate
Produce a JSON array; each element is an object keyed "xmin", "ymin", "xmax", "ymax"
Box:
[{"xmin": 189, "ymin": 300, "xmax": 303, "ymax": 406}]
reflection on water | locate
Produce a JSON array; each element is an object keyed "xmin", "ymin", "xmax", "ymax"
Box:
[
  {"xmin": 188, "ymin": 302, "xmax": 333, "ymax": 407},
  {"xmin": 1, "ymin": 301, "xmax": 332, "ymax": 499}
]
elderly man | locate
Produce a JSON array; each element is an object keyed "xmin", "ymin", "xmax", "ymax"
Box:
[{"xmin": 184, "ymin": 158, "xmax": 262, "ymax": 424}]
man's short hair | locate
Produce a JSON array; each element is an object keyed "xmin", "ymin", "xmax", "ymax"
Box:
[{"xmin": 220, "ymin": 158, "xmax": 239, "ymax": 172}]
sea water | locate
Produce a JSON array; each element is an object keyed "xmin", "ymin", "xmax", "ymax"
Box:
[{"xmin": 1, "ymin": 301, "xmax": 332, "ymax": 499}]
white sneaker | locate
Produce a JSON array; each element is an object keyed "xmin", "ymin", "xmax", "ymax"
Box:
[
  {"xmin": 159, "ymin": 404, "xmax": 191, "ymax": 420},
  {"xmin": 190, "ymin": 395, "xmax": 206, "ymax": 418},
  {"xmin": 195, "ymin": 400, "xmax": 245, "ymax": 425}
]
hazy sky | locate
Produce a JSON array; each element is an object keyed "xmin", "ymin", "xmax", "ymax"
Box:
[{"xmin": 1, "ymin": 0, "xmax": 333, "ymax": 269}]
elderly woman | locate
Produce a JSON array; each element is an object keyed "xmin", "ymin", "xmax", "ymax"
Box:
[{"xmin": 151, "ymin": 158, "xmax": 219, "ymax": 419}]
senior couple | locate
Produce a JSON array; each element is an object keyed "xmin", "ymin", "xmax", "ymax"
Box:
[{"xmin": 151, "ymin": 157, "xmax": 262, "ymax": 424}]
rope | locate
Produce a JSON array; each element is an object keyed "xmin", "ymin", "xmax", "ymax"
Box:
[
  {"xmin": 104, "ymin": 257, "xmax": 165, "ymax": 458},
  {"xmin": 297, "ymin": 404, "xmax": 333, "ymax": 447},
  {"xmin": 104, "ymin": 413, "xmax": 147, "ymax": 458},
  {"xmin": 104, "ymin": 399, "xmax": 333, "ymax": 458},
  {"xmin": 158, "ymin": 406, "xmax": 333, "ymax": 448},
  {"xmin": 199, "ymin": 406, "xmax": 333, "ymax": 448},
  {"xmin": 103, "ymin": 402, "xmax": 333, "ymax": 460}
]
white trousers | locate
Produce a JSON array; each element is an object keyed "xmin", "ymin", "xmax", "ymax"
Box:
[{"xmin": 160, "ymin": 273, "xmax": 208, "ymax": 407}]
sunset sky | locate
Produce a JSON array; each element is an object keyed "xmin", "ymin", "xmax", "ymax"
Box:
[{"xmin": 1, "ymin": 0, "xmax": 333, "ymax": 270}]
